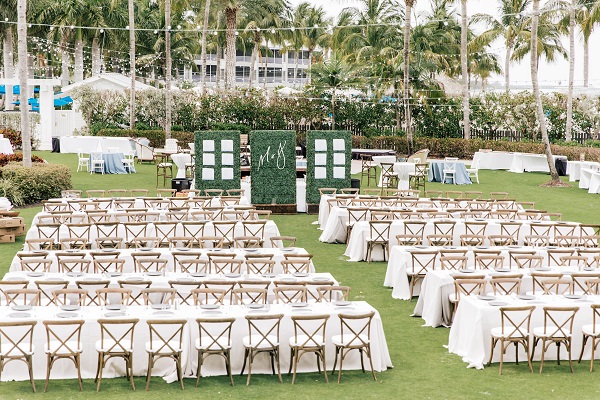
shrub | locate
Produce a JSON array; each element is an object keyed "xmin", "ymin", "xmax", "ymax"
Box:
[
  {"xmin": 1, "ymin": 163, "xmax": 72, "ymax": 205},
  {"xmin": 0, "ymin": 153, "xmax": 45, "ymax": 168},
  {"xmin": 97, "ymin": 128, "xmax": 195, "ymax": 148},
  {"xmin": 353, "ymin": 136, "xmax": 600, "ymax": 162},
  {"xmin": 0, "ymin": 127, "xmax": 36, "ymax": 150}
]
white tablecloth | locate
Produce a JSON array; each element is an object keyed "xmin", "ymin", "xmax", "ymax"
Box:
[
  {"xmin": 0, "ymin": 302, "xmax": 392, "ymax": 382},
  {"xmin": 448, "ymin": 295, "xmax": 600, "ymax": 369},
  {"xmin": 509, "ymin": 153, "xmax": 567, "ymax": 174},
  {"xmin": 344, "ymin": 219, "xmax": 571, "ymax": 262},
  {"xmin": 373, "ymin": 156, "xmax": 397, "ymax": 187},
  {"xmin": 567, "ymin": 161, "xmax": 600, "ymax": 182},
  {"xmin": 579, "ymin": 168, "xmax": 600, "ymax": 194},
  {"xmin": 241, "ymin": 180, "xmax": 307, "ymax": 212},
  {"xmin": 384, "ymin": 246, "xmax": 556, "ymax": 300},
  {"xmin": 171, "ymin": 154, "xmax": 192, "ymax": 179},
  {"xmin": 59, "ymin": 136, "xmax": 135, "ymax": 154},
  {"xmin": 317, "ymin": 194, "xmax": 335, "ymax": 229},
  {"xmin": 393, "ymin": 162, "xmax": 416, "ymax": 190},
  {"xmin": 472, "ymin": 151, "xmax": 514, "ymax": 170},
  {"xmin": 0, "ymin": 138, "xmax": 14, "ymax": 155},
  {"xmin": 12, "ymin": 247, "xmax": 307, "ymax": 274}
]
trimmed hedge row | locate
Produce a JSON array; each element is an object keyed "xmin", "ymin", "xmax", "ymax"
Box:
[
  {"xmin": 1, "ymin": 162, "xmax": 72, "ymax": 206},
  {"xmin": 96, "ymin": 129, "xmax": 195, "ymax": 148},
  {"xmin": 0, "ymin": 153, "xmax": 45, "ymax": 168},
  {"xmin": 353, "ymin": 136, "xmax": 600, "ymax": 162}
]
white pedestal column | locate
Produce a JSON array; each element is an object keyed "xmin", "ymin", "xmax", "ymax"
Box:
[{"xmin": 38, "ymin": 86, "xmax": 55, "ymax": 150}]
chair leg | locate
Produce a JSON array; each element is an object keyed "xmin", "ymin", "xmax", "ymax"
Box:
[
  {"xmin": 27, "ymin": 355, "xmax": 36, "ymax": 393},
  {"xmin": 288, "ymin": 348, "xmax": 294, "ymax": 375},
  {"xmin": 226, "ymin": 351, "xmax": 234, "ymax": 386},
  {"xmin": 44, "ymin": 356, "xmax": 53, "ymax": 392},
  {"xmin": 337, "ymin": 348, "xmax": 344, "ymax": 384},
  {"xmin": 246, "ymin": 351, "xmax": 253, "ymax": 386},
  {"xmin": 487, "ymin": 338, "xmax": 496, "ymax": 367},
  {"xmin": 292, "ymin": 349, "xmax": 299, "ymax": 384},
  {"xmin": 145, "ymin": 354, "xmax": 153, "ymax": 390},
  {"xmin": 579, "ymin": 335, "xmax": 588, "ymax": 364},
  {"xmin": 177, "ymin": 354, "xmax": 184, "ymax": 390},
  {"xmin": 359, "ymin": 349, "xmax": 365, "ymax": 372},
  {"xmin": 240, "ymin": 349, "xmax": 248, "ymax": 375},
  {"xmin": 195, "ymin": 351, "xmax": 202, "ymax": 387},
  {"xmin": 75, "ymin": 354, "xmax": 83, "ymax": 391},
  {"xmin": 96, "ymin": 353, "xmax": 104, "ymax": 391},
  {"xmin": 128, "ymin": 354, "xmax": 135, "ymax": 390},
  {"xmin": 331, "ymin": 346, "xmax": 339, "ymax": 377},
  {"xmin": 367, "ymin": 345, "xmax": 377, "ymax": 381},
  {"xmin": 568, "ymin": 340, "xmax": 574, "ymax": 373},
  {"xmin": 321, "ymin": 349, "xmax": 329, "ymax": 383}
]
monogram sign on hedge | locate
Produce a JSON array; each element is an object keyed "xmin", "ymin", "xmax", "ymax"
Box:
[
  {"xmin": 306, "ymin": 130, "xmax": 352, "ymax": 204},
  {"xmin": 194, "ymin": 130, "xmax": 241, "ymax": 192},
  {"xmin": 250, "ymin": 130, "xmax": 296, "ymax": 205}
]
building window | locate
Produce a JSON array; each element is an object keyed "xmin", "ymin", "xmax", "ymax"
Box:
[{"xmin": 236, "ymin": 66, "xmax": 250, "ymax": 78}]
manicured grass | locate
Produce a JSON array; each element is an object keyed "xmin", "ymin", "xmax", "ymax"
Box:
[{"xmin": 1, "ymin": 153, "xmax": 599, "ymax": 399}]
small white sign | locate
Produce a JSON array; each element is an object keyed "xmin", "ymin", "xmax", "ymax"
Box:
[
  {"xmin": 315, "ymin": 167, "xmax": 327, "ymax": 179},
  {"xmin": 203, "ymin": 140, "xmax": 214, "ymax": 152},
  {"xmin": 315, "ymin": 139, "xmax": 327, "ymax": 152},
  {"xmin": 222, "ymin": 168, "xmax": 234, "ymax": 180},
  {"xmin": 221, "ymin": 139, "xmax": 233, "ymax": 152},
  {"xmin": 202, "ymin": 168, "xmax": 214, "ymax": 180},
  {"xmin": 333, "ymin": 167, "xmax": 345, "ymax": 179},
  {"xmin": 203, "ymin": 153, "xmax": 215, "ymax": 166},
  {"xmin": 334, "ymin": 153, "xmax": 345, "ymax": 165},
  {"xmin": 315, "ymin": 153, "xmax": 327, "ymax": 166},
  {"xmin": 222, "ymin": 153, "xmax": 234, "ymax": 165},
  {"xmin": 333, "ymin": 139, "xmax": 345, "ymax": 151}
]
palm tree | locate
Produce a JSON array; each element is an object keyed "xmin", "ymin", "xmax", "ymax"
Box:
[
  {"xmin": 566, "ymin": 0, "xmax": 575, "ymax": 142},
  {"xmin": 165, "ymin": 0, "xmax": 172, "ymax": 138},
  {"xmin": 129, "ymin": 0, "xmax": 135, "ymax": 129},
  {"xmin": 301, "ymin": 4, "xmax": 330, "ymax": 83},
  {"xmin": 1, "ymin": 0, "xmax": 16, "ymax": 110},
  {"xmin": 17, "ymin": 0, "xmax": 31, "ymax": 167},
  {"xmin": 200, "ymin": 0, "xmax": 211, "ymax": 94},
  {"xmin": 310, "ymin": 55, "xmax": 361, "ymax": 130},
  {"xmin": 403, "ymin": 0, "xmax": 415, "ymax": 152},
  {"xmin": 530, "ymin": 0, "xmax": 560, "ymax": 184},
  {"xmin": 472, "ymin": 0, "xmax": 531, "ymax": 92},
  {"xmin": 572, "ymin": 0, "xmax": 600, "ymax": 87},
  {"xmin": 460, "ymin": 0, "xmax": 470, "ymax": 139}
]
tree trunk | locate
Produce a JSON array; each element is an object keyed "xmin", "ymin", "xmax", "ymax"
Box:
[
  {"xmin": 565, "ymin": 1, "xmax": 575, "ymax": 142},
  {"xmin": 60, "ymin": 39, "xmax": 69, "ymax": 87},
  {"xmin": 200, "ymin": 0, "xmax": 211, "ymax": 95},
  {"xmin": 3, "ymin": 31, "xmax": 15, "ymax": 110},
  {"xmin": 583, "ymin": 35, "xmax": 589, "ymax": 88},
  {"xmin": 165, "ymin": 0, "xmax": 172, "ymax": 139},
  {"xmin": 224, "ymin": 7, "xmax": 237, "ymax": 90},
  {"xmin": 307, "ymin": 49, "xmax": 313, "ymax": 84},
  {"xmin": 215, "ymin": 10, "xmax": 222, "ymax": 90},
  {"xmin": 91, "ymin": 36, "xmax": 101, "ymax": 75},
  {"xmin": 294, "ymin": 50, "xmax": 299, "ymax": 87},
  {"xmin": 263, "ymin": 47, "xmax": 268, "ymax": 89},
  {"xmin": 460, "ymin": 0, "xmax": 470, "ymax": 140},
  {"xmin": 17, "ymin": 0, "xmax": 31, "ymax": 167},
  {"xmin": 74, "ymin": 29, "xmax": 84, "ymax": 82},
  {"xmin": 331, "ymin": 91, "xmax": 336, "ymax": 130},
  {"xmin": 129, "ymin": 0, "xmax": 136, "ymax": 130},
  {"xmin": 403, "ymin": 0, "xmax": 414, "ymax": 154},
  {"xmin": 530, "ymin": 0, "xmax": 559, "ymax": 182},
  {"xmin": 504, "ymin": 40, "xmax": 513, "ymax": 93},
  {"xmin": 249, "ymin": 32, "xmax": 260, "ymax": 88}
]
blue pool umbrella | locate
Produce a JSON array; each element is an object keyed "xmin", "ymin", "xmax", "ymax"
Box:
[{"xmin": 0, "ymin": 85, "xmax": 41, "ymax": 95}]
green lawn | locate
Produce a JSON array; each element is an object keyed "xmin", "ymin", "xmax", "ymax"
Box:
[{"xmin": 1, "ymin": 152, "xmax": 600, "ymax": 399}]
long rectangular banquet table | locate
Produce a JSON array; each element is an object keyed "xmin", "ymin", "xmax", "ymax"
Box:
[
  {"xmin": 385, "ymin": 245, "xmax": 562, "ymax": 299},
  {"xmin": 59, "ymin": 136, "xmax": 135, "ymax": 154},
  {"xmin": 25, "ymin": 220, "xmax": 281, "ymax": 249},
  {"xmin": 472, "ymin": 151, "xmax": 568, "ymax": 173},
  {"xmin": 345, "ymin": 219, "xmax": 578, "ymax": 262},
  {"xmin": 413, "ymin": 265, "xmax": 600, "ymax": 328},
  {"xmin": 579, "ymin": 168, "xmax": 600, "ymax": 194},
  {"xmin": 567, "ymin": 161, "xmax": 600, "ymax": 182},
  {"xmin": 11, "ymin": 247, "xmax": 310, "ymax": 274},
  {"xmin": 0, "ymin": 302, "xmax": 392, "ymax": 382},
  {"xmin": 448, "ymin": 295, "xmax": 600, "ymax": 369}
]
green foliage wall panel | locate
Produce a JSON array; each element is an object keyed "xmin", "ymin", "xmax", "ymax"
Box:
[
  {"xmin": 306, "ymin": 130, "xmax": 352, "ymax": 204},
  {"xmin": 250, "ymin": 130, "xmax": 297, "ymax": 205},
  {"xmin": 194, "ymin": 131, "xmax": 241, "ymax": 192}
]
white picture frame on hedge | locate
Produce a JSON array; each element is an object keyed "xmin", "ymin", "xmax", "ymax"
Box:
[
  {"xmin": 333, "ymin": 153, "xmax": 345, "ymax": 165},
  {"xmin": 333, "ymin": 139, "xmax": 345, "ymax": 151},
  {"xmin": 221, "ymin": 140, "xmax": 234, "ymax": 152},
  {"xmin": 315, "ymin": 153, "xmax": 327, "ymax": 166},
  {"xmin": 222, "ymin": 153, "xmax": 234, "ymax": 165},
  {"xmin": 333, "ymin": 167, "xmax": 345, "ymax": 179},
  {"xmin": 203, "ymin": 140, "xmax": 215, "ymax": 152},
  {"xmin": 203, "ymin": 153, "xmax": 215, "ymax": 166},
  {"xmin": 315, "ymin": 139, "xmax": 327, "ymax": 152},
  {"xmin": 222, "ymin": 168, "xmax": 234, "ymax": 180},
  {"xmin": 202, "ymin": 168, "xmax": 214, "ymax": 180},
  {"xmin": 315, "ymin": 167, "xmax": 327, "ymax": 179}
]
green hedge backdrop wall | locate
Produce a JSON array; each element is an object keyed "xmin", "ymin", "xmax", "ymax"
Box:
[
  {"xmin": 194, "ymin": 131, "xmax": 241, "ymax": 193},
  {"xmin": 250, "ymin": 130, "xmax": 296, "ymax": 205},
  {"xmin": 306, "ymin": 130, "xmax": 352, "ymax": 204}
]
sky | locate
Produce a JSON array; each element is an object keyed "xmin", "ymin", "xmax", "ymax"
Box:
[{"xmin": 290, "ymin": 0, "xmax": 600, "ymax": 91}]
